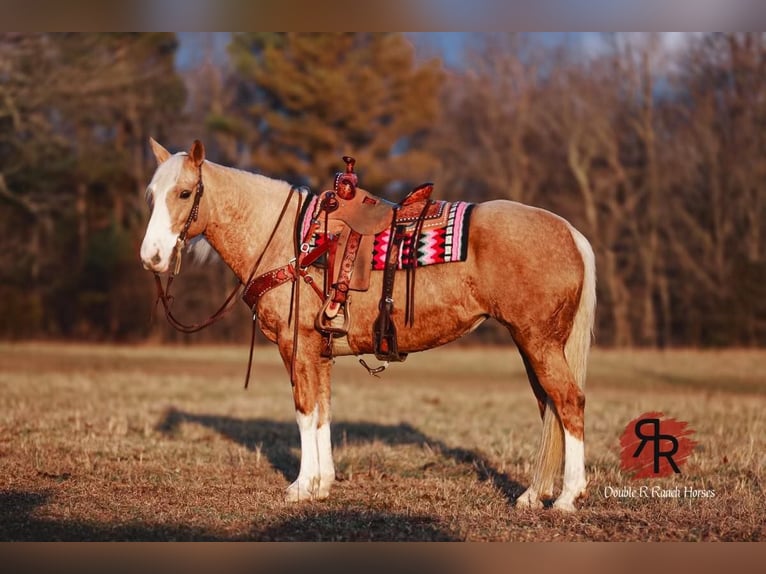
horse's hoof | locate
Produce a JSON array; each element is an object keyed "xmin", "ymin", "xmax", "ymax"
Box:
[
  {"xmin": 552, "ymin": 499, "xmax": 577, "ymax": 513},
  {"xmin": 284, "ymin": 478, "xmax": 330, "ymax": 502},
  {"xmin": 516, "ymin": 489, "xmax": 544, "ymax": 510},
  {"xmin": 285, "ymin": 480, "xmax": 316, "ymax": 502}
]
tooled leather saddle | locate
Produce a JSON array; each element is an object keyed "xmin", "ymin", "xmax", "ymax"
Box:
[
  {"xmin": 310, "ymin": 157, "xmax": 436, "ymax": 366},
  {"xmin": 243, "ymin": 156, "xmax": 437, "ymax": 370}
]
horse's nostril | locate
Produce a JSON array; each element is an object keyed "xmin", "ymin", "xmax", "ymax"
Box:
[{"xmin": 151, "ymin": 253, "xmax": 162, "ymax": 265}]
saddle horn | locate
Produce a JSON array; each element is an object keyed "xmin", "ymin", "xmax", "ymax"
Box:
[{"xmin": 335, "ymin": 156, "xmax": 358, "ymax": 200}]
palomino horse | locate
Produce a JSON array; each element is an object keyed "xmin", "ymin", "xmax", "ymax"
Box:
[{"xmin": 140, "ymin": 139, "xmax": 596, "ymax": 512}]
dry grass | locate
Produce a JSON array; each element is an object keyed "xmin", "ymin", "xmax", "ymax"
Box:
[{"xmin": 0, "ymin": 342, "xmax": 764, "ymax": 541}]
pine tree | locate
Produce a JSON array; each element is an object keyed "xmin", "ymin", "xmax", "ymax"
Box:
[{"xmin": 228, "ymin": 33, "xmax": 443, "ymax": 194}]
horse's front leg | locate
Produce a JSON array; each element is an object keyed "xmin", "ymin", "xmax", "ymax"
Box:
[{"xmin": 278, "ymin": 336, "xmax": 335, "ymax": 502}]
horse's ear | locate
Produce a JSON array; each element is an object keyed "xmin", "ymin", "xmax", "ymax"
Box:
[
  {"xmin": 190, "ymin": 139, "xmax": 205, "ymax": 168},
  {"xmin": 149, "ymin": 137, "xmax": 171, "ymax": 165}
]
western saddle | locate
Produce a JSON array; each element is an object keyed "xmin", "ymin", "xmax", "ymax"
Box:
[{"xmin": 244, "ymin": 156, "xmax": 436, "ymax": 372}]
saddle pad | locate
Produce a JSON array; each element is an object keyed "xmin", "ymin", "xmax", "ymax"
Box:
[
  {"xmin": 372, "ymin": 201, "xmax": 474, "ymax": 270},
  {"xmin": 300, "ymin": 197, "xmax": 474, "ymax": 271}
]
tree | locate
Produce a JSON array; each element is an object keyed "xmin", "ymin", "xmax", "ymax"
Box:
[
  {"xmin": 666, "ymin": 33, "xmax": 766, "ymax": 345},
  {"xmin": 429, "ymin": 34, "xmax": 546, "ymax": 205},
  {"xmin": 0, "ymin": 34, "xmax": 74, "ymax": 336},
  {"xmin": 227, "ymin": 33, "xmax": 444, "ymax": 194},
  {"xmin": 0, "ymin": 33, "xmax": 186, "ymax": 339}
]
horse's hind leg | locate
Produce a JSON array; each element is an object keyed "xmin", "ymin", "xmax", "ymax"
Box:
[
  {"xmin": 516, "ymin": 344, "xmax": 586, "ymax": 512},
  {"xmin": 279, "ymin": 339, "xmax": 336, "ymax": 502}
]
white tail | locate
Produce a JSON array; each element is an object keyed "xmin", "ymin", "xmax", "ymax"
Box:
[{"xmin": 564, "ymin": 225, "xmax": 596, "ymax": 390}]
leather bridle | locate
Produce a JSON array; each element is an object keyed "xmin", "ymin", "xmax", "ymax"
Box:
[
  {"xmin": 152, "ymin": 162, "xmax": 300, "ymax": 387},
  {"xmin": 153, "ymin": 162, "xmax": 220, "ymax": 334}
]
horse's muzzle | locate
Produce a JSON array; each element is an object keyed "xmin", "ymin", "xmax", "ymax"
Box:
[{"xmin": 141, "ymin": 251, "xmax": 167, "ymax": 273}]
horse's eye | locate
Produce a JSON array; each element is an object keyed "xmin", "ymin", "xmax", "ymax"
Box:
[{"xmin": 179, "ymin": 189, "xmax": 193, "ymax": 200}]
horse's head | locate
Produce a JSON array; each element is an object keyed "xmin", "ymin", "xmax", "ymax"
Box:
[{"xmin": 140, "ymin": 138, "xmax": 209, "ymax": 273}]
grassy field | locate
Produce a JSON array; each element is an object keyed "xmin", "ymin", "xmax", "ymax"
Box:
[{"xmin": 0, "ymin": 342, "xmax": 764, "ymax": 541}]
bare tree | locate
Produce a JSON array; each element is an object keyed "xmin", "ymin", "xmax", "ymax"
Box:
[
  {"xmin": 431, "ymin": 33, "xmax": 545, "ymax": 205},
  {"xmin": 667, "ymin": 33, "xmax": 766, "ymax": 345},
  {"xmin": 542, "ymin": 50, "xmax": 639, "ymax": 346}
]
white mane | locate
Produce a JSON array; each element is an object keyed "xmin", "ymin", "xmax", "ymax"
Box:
[{"xmin": 188, "ymin": 236, "xmax": 219, "ymax": 264}]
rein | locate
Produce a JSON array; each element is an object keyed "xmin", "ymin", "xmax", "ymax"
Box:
[{"xmin": 152, "ymin": 165, "xmax": 300, "ymax": 387}]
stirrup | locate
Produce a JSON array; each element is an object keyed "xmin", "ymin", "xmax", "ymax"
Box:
[
  {"xmin": 324, "ymin": 300, "xmax": 341, "ymax": 319},
  {"xmin": 315, "ymin": 297, "xmax": 350, "ymax": 335}
]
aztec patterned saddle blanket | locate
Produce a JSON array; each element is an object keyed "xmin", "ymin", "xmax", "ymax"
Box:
[{"xmin": 300, "ymin": 194, "xmax": 474, "ymax": 277}]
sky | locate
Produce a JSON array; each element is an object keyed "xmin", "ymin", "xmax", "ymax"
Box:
[
  {"xmin": 175, "ymin": 32, "xmax": 692, "ymax": 73},
  {"xmin": 175, "ymin": 32, "xmax": 590, "ymax": 71},
  {"xmin": 174, "ymin": 33, "xmax": 474, "ymax": 70},
  {"xmin": 176, "ymin": 32, "xmax": 231, "ymax": 70}
]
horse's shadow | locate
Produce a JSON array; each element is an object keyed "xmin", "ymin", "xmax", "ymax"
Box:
[{"xmin": 156, "ymin": 407, "xmax": 526, "ymax": 505}]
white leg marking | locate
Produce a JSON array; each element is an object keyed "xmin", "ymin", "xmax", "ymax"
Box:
[
  {"xmin": 286, "ymin": 406, "xmax": 324, "ymax": 502},
  {"xmin": 553, "ymin": 429, "xmax": 587, "ymax": 512}
]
